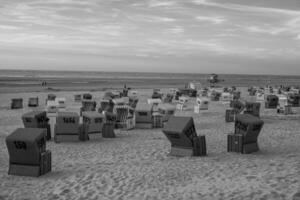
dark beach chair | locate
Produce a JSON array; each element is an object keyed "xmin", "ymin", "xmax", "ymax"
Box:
[
  {"xmin": 6, "ymin": 128, "xmax": 51, "ymax": 177},
  {"xmin": 28, "ymin": 97, "xmax": 39, "ymax": 107},
  {"xmin": 228, "ymin": 114, "xmax": 264, "ymax": 154},
  {"xmin": 162, "ymin": 116, "xmax": 206, "ymax": 157},
  {"xmin": 265, "ymin": 95, "xmax": 279, "ymax": 109},
  {"xmin": 244, "ymin": 101, "xmax": 261, "ymax": 117},
  {"xmin": 11, "ymin": 98, "xmax": 23, "ymax": 109}
]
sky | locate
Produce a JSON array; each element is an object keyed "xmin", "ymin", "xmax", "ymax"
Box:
[{"xmin": 0, "ymin": 0, "xmax": 300, "ymax": 75}]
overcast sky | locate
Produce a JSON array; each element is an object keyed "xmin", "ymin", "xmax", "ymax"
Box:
[{"xmin": 0, "ymin": 0, "xmax": 299, "ymax": 75}]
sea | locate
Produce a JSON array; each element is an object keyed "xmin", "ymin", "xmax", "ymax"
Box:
[{"xmin": 0, "ymin": 69, "xmax": 299, "ymax": 93}]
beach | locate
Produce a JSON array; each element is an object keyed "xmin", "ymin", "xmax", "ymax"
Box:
[{"xmin": 0, "ymin": 78, "xmax": 299, "ymax": 200}]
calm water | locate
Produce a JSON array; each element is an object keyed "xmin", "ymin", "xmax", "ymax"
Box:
[{"xmin": 0, "ymin": 70, "xmax": 299, "ymax": 92}]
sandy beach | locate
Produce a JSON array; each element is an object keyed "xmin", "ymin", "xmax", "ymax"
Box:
[{"xmin": 0, "ymin": 87, "xmax": 299, "ymax": 200}]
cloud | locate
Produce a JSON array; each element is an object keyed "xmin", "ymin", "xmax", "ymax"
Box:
[{"xmin": 195, "ymin": 16, "xmax": 226, "ymax": 24}]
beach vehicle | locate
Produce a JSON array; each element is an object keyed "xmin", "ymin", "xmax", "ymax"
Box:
[
  {"xmin": 54, "ymin": 112, "xmax": 87, "ymax": 143},
  {"xmin": 6, "ymin": 128, "xmax": 51, "ymax": 177},
  {"xmin": 82, "ymin": 93, "xmax": 92, "ymax": 100},
  {"xmin": 113, "ymin": 105, "xmax": 135, "ymax": 130},
  {"xmin": 80, "ymin": 100, "xmax": 96, "ymax": 116},
  {"xmin": 178, "ymin": 88, "xmax": 197, "ymax": 97},
  {"xmin": 82, "ymin": 112, "xmax": 105, "ymax": 138},
  {"xmin": 135, "ymin": 103, "xmax": 154, "ymax": 129},
  {"xmin": 28, "ymin": 97, "xmax": 39, "ymax": 107},
  {"xmin": 157, "ymin": 103, "xmax": 176, "ymax": 122},
  {"xmin": 162, "ymin": 116, "xmax": 206, "ymax": 156},
  {"xmin": 11, "ymin": 98, "xmax": 23, "ymax": 109},
  {"xmin": 243, "ymin": 102, "xmax": 261, "ymax": 117},
  {"xmin": 228, "ymin": 114, "xmax": 264, "ymax": 154},
  {"xmin": 194, "ymin": 97, "xmax": 209, "ymax": 113},
  {"xmin": 265, "ymin": 95, "xmax": 279, "ymax": 109},
  {"xmin": 22, "ymin": 111, "xmax": 51, "ymax": 140}
]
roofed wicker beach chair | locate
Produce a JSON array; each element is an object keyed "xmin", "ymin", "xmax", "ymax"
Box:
[
  {"xmin": 194, "ymin": 97, "xmax": 209, "ymax": 113},
  {"xmin": 11, "ymin": 98, "xmax": 23, "ymax": 109},
  {"xmin": 80, "ymin": 100, "xmax": 96, "ymax": 116},
  {"xmin": 82, "ymin": 111, "xmax": 105, "ymax": 139},
  {"xmin": 228, "ymin": 114, "xmax": 264, "ymax": 154},
  {"xmin": 288, "ymin": 93, "xmax": 300, "ymax": 107},
  {"xmin": 113, "ymin": 105, "xmax": 135, "ymax": 130},
  {"xmin": 244, "ymin": 101, "xmax": 261, "ymax": 117},
  {"xmin": 6, "ymin": 128, "xmax": 51, "ymax": 177},
  {"xmin": 83, "ymin": 93, "xmax": 92, "ymax": 100},
  {"xmin": 22, "ymin": 111, "xmax": 51, "ymax": 140},
  {"xmin": 265, "ymin": 94, "xmax": 279, "ymax": 109},
  {"xmin": 176, "ymin": 96, "xmax": 189, "ymax": 110},
  {"xmin": 135, "ymin": 103, "xmax": 153, "ymax": 129},
  {"xmin": 28, "ymin": 97, "xmax": 39, "ymax": 107},
  {"xmin": 54, "ymin": 112, "xmax": 87, "ymax": 143},
  {"xmin": 162, "ymin": 116, "xmax": 207, "ymax": 157},
  {"xmin": 46, "ymin": 94, "xmax": 56, "ymax": 105},
  {"xmin": 74, "ymin": 94, "xmax": 82, "ymax": 102},
  {"xmin": 157, "ymin": 103, "xmax": 176, "ymax": 122}
]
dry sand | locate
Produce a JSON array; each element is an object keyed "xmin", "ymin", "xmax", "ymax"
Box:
[{"xmin": 0, "ymin": 88, "xmax": 299, "ymax": 200}]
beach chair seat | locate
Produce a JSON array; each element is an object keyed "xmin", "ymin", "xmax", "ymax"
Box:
[
  {"xmin": 11, "ymin": 98, "xmax": 23, "ymax": 109},
  {"xmin": 162, "ymin": 116, "xmax": 206, "ymax": 157},
  {"xmin": 22, "ymin": 111, "xmax": 51, "ymax": 140},
  {"xmin": 228, "ymin": 114, "xmax": 264, "ymax": 154},
  {"xmin": 6, "ymin": 128, "xmax": 51, "ymax": 177},
  {"xmin": 28, "ymin": 97, "xmax": 39, "ymax": 107}
]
